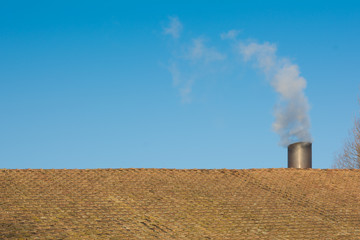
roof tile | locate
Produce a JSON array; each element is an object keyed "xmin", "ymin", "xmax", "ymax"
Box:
[{"xmin": 1, "ymin": 168, "xmax": 360, "ymax": 239}]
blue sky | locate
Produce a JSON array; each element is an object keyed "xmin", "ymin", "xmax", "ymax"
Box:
[{"xmin": 1, "ymin": 1, "xmax": 359, "ymax": 169}]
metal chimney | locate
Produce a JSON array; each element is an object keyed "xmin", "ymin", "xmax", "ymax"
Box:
[{"xmin": 288, "ymin": 142, "xmax": 312, "ymax": 168}]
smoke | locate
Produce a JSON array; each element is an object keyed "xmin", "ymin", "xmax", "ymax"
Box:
[
  {"xmin": 239, "ymin": 41, "xmax": 312, "ymax": 146},
  {"xmin": 163, "ymin": 17, "xmax": 226, "ymax": 103},
  {"xmin": 163, "ymin": 16, "xmax": 183, "ymax": 39},
  {"xmin": 163, "ymin": 19, "xmax": 312, "ymax": 146},
  {"xmin": 220, "ymin": 30, "xmax": 242, "ymax": 40},
  {"xmin": 187, "ymin": 38, "xmax": 226, "ymax": 63}
]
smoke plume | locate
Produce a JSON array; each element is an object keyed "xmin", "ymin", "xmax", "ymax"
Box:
[
  {"xmin": 163, "ymin": 16, "xmax": 183, "ymax": 39},
  {"xmin": 163, "ymin": 19, "xmax": 312, "ymax": 146},
  {"xmin": 163, "ymin": 17, "xmax": 226, "ymax": 103},
  {"xmin": 239, "ymin": 41, "xmax": 312, "ymax": 147}
]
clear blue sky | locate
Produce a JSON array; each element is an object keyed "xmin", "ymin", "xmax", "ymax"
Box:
[{"xmin": 1, "ymin": 1, "xmax": 359, "ymax": 169}]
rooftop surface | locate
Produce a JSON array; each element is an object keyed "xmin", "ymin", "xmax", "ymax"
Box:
[{"xmin": 1, "ymin": 168, "xmax": 360, "ymax": 239}]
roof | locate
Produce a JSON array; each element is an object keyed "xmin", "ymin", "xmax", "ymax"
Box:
[{"xmin": 1, "ymin": 168, "xmax": 360, "ymax": 239}]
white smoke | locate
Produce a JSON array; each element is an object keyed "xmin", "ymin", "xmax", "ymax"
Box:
[
  {"xmin": 164, "ymin": 17, "xmax": 226, "ymax": 103},
  {"xmin": 163, "ymin": 19, "xmax": 312, "ymax": 146},
  {"xmin": 220, "ymin": 29, "xmax": 241, "ymax": 40},
  {"xmin": 163, "ymin": 16, "xmax": 183, "ymax": 39},
  {"xmin": 187, "ymin": 38, "xmax": 226, "ymax": 63},
  {"xmin": 239, "ymin": 41, "xmax": 312, "ymax": 147}
]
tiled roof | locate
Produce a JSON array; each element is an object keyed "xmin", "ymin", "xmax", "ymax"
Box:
[{"xmin": 1, "ymin": 168, "xmax": 360, "ymax": 239}]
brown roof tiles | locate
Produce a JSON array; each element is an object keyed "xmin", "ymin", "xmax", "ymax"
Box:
[{"xmin": 1, "ymin": 168, "xmax": 360, "ymax": 239}]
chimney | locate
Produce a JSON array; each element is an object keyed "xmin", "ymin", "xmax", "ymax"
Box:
[{"xmin": 288, "ymin": 142, "xmax": 312, "ymax": 168}]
